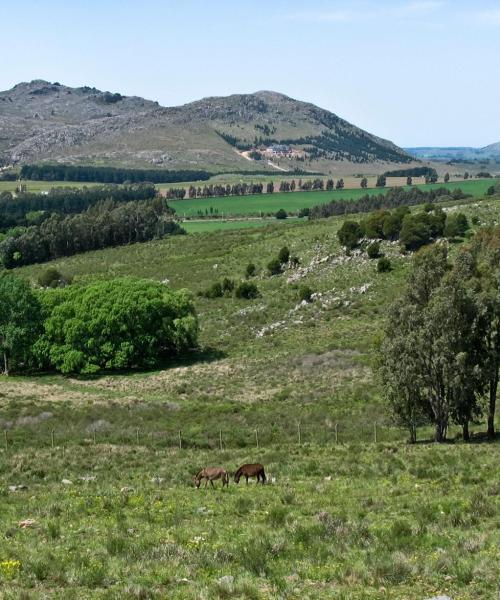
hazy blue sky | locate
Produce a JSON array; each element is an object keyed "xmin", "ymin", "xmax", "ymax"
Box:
[{"xmin": 2, "ymin": 0, "xmax": 499, "ymax": 147}]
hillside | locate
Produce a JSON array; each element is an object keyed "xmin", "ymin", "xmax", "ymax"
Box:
[
  {"xmin": 2, "ymin": 194, "xmax": 499, "ymax": 598},
  {"xmin": 0, "ymin": 80, "xmax": 414, "ymax": 174}
]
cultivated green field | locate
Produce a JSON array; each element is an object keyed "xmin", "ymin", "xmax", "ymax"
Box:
[
  {"xmin": 181, "ymin": 218, "xmax": 298, "ymax": 233},
  {"xmin": 1, "ymin": 194, "xmax": 499, "ymax": 598},
  {"xmin": 170, "ymin": 179, "xmax": 498, "ymax": 218}
]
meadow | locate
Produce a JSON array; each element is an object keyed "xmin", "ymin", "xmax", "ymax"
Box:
[
  {"xmin": 170, "ymin": 179, "xmax": 497, "ymax": 218},
  {"xmin": 1, "ymin": 193, "xmax": 499, "ymax": 598}
]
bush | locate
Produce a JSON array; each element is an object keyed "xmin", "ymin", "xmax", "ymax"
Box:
[
  {"xmin": 298, "ymin": 285, "xmax": 313, "ymax": 302},
  {"xmin": 235, "ymin": 282, "xmax": 260, "ymax": 299},
  {"xmin": 267, "ymin": 258, "xmax": 282, "ymax": 276},
  {"xmin": 367, "ymin": 242, "xmax": 381, "ymax": 259},
  {"xmin": 377, "ymin": 257, "xmax": 392, "ymax": 273},
  {"xmin": 202, "ymin": 281, "xmax": 223, "ymax": 298},
  {"xmin": 337, "ymin": 220, "xmax": 362, "ymax": 250},
  {"xmin": 444, "ymin": 213, "xmax": 469, "ymax": 239},
  {"xmin": 37, "ymin": 268, "xmax": 72, "ymax": 288},
  {"xmin": 278, "ymin": 246, "xmax": 290, "ymax": 264},
  {"xmin": 245, "ymin": 263, "xmax": 256, "ymax": 278},
  {"xmin": 221, "ymin": 278, "xmax": 235, "ymax": 295},
  {"xmin": 298, "ymin": 207, "xmax": 310, "ymax": 218},
  {"xmin": 275, "ymin": 208, "xmax": 287, "ymax": 219}
]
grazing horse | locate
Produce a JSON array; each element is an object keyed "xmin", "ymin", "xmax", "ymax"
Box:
[
  {"xmin": 193, "ymin": 467, "xmax": 229, "ymax": 489},
  {"xmin": 234, "ymin": 463, "xmax": 266, "ymax": 485}
]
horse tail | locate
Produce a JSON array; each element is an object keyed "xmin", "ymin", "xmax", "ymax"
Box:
[{"xmin": 261, "ymin": 467, "xmax": 266, "ymax": 483}]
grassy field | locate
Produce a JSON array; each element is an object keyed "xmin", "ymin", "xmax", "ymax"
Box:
[
  {"xmin": 0, "ymin": 181, "xmax": 101, "ymax": 193},
  {"xmin": 170, "ymin": 179, "xmax": 498, "ymax": 218},
  {"xmin": 181, "ymin": 218, "xmax": 299, "ymax": 233},
  {"xmin": 1, "ymin": 195, "xmax": 499, "ymax": 598}
]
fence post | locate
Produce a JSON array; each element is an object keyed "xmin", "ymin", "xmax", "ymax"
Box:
[
  {"xmin": 178, "ymin": 430, "xmax": 182, "ymax": 450},
  {"xmin": 51, "ymin": 429, "xmax": 54, "ymax": 448},
  {"xmin": 374, "ymin": 423, "xmax": 378, "ymax": 444},
  {"xmin": 136, "ymin": 427, "xmax": 140, "ymax": 444},
  {"xmin": 297, "ymin": 422, "xmax": 301, "ymax": 446},
  {"xmin": 255, "ymin": 428, "xmax": 259, "ymax": 449},
  {"xmin": 334, "ymin": 423, "xmax": 338, "ymax": 445},
  {"xmin": 219, "ymin": 429, "xmax": 223, "ymax": 451},
  {"xmin": 3, "ymin": 430, "xmax": 7, "ymax": 451},
  {"xmin": 93, "ymin": 429, "xmax": 96, "ymax": 445}
]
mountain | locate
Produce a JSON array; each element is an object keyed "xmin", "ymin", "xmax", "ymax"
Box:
[
  {"xmin": 0, "ymin": 80, "xmax": 414, "ymax": 173},
  {"xmin": 406, "ymin": 144, "xmax": 500, "ymax": 162}
]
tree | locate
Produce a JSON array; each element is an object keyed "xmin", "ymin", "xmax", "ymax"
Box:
[
  {"xmin": 35, "ymin": 278, "xmax": 198, "ymax": 374},
  {"xmin": 335, "ymin": 178, "xmax": 344, "ymax": 190},
  {"xmin": 444, "ymin": 172, "xmax": 450, "ymax": 183},
  {"xmin": 37, "ymin": 268, "xmax": 72, "ymax": 288},
  {"xmin": 407, "ymin": 176, "xmax": 412, "ymax": 186},
  {"xmin": 326, "ymin": 179, "xmax": 334, "ymax": 191},
  {"xmin": 464, "ymin": 171, "xmax": 469, "ymax": 180},
  {"xmin": 275, "ymin": 208, "xmax": 287, "ymax": 220},
  {"xmin": 375, "ymin": 175, "xmax": 386, "ymax": 188},
  {"xmin": 0, "ymin": 274, "xmax": 42, "ymax": 374},
  {"xmin": 360, "ymin": 177, "xmax": 368, "ymax": 189},
  {"xmin": 337, "ymin": 220, "xmax": 362, "ymax": 250},
  {"xmin": 266, "ymin": 182, "xmax": 274, "ymax": 194},
  {"xmin": 278, "ymin": 246, "xmax": 290, "ymax": 264}
]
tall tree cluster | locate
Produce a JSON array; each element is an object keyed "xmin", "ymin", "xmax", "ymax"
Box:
[
  {"xmin": 0, "ymin": 198, "xmax": 184, "ymax": 268},
  {"xmin": 0, "ymin": 276, "xmax": 198, "ymax": 375},
  {"xmin": 378, "ymin": 236, "xmax": 500, "ymax": 442}
]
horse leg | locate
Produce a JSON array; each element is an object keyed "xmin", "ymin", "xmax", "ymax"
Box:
[
  {"xmin": 210, "ymin": 479, "xmax": 215, "ymax": 489},
  {"xmin": 245, "ymin": 475, "xmax": 249, "ymax": 485}
]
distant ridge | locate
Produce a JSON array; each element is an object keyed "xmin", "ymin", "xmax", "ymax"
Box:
[{"xmin": 0, "ymin": 80, "xmax": 414, "ymax": 173}]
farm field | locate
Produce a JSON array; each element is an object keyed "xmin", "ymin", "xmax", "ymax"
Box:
[
  {"xmin": 1, "ymin": 194, "xmax": 499, "ymax": 598},
  {"xmin": 169, "ymin": 178, "xmax": 498, "ymax": 218},
  {"xmin": 0, "ymin": 180, "xmax": 100, "ymax": 193},
  {"xmin": 181, "ymin": 218, "xmax": 298, "ymax": 233}
]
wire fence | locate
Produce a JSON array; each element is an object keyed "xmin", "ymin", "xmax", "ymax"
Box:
[{"xmin": 1, "ymin": 421, "xmax": 424, "ymax": 453}]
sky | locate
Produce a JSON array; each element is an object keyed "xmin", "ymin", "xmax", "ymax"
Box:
[{"xmin": 1, "ymin": 0, "xmax": 499, "ymax": 147}]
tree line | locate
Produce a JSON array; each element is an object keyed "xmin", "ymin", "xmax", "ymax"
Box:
[
  {"xmin": 378, "ymin": 232, "xmax": 499, "ymax": 442},
  {"xmin": 19, "ymin": 165, "xmax": 212, "ymax": 184},
  {"xmin": 0, "ymin": 198, "xmax": 184, "ymax": 268},
  {"xmin": 383, "ymin": 167, "xmax": 438, "ymax": 179},
  {"xmin": 0, "ymin": 184, "xmax": 157, "ymax": 231},
  {"xmin": 338, "ymin": 204, "xmax": 469, "ymax": 252},
  {"xmin": 0, "ymin": 275, "xmax": 198, "ymax": 375},
  {"xmin": 309, "ymin": 186, "xmax": 469, "ymax": 219}
]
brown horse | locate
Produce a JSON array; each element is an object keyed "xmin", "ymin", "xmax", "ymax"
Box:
[
  {"xmin": 193, "ymin": 467, "xmax": 229, "ymax": 489},
  {"xmin": 234, "ymin": 463, "xmax": 266, "ymax": 485}
]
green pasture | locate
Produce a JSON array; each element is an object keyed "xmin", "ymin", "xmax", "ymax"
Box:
[{"xmin": 169, "ymin": 179, "xmax": 497, "ymax": 217}]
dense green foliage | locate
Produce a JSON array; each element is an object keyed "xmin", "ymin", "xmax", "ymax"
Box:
[
  {"xmin": 0, "ymin": 184, "xmax": 157, "ymax": 231},
  {"xmin": 337, "ymin": 220, "xmax": 362, "ymax": 249},
  {"xmin": 33, "ymin": 278, "xmax": 198, "ymax": 374},
  {"xmin": 383, "ymin": 167, "xmax": 438, "ymax": 178},
  {"xmin": 0, "ymin": 198, "xmax": 183, "ymax": 268},
  {"xmin": 234, "ymin": 281, "xmax": 260, "ymax": 299},
  {"xmin": 19, "ymin": 164, "xmax": 212, "ymax": 184},
  {"xmin": 309, "ymin": 186, "xmax": 468, "ymax": 219},
  {"xmin": 379, "ymin": 240, "xmax": 499, "ymax": 441},
  {"xmin": 0, "ymin": 273, "xmax": 41, "ymax": 374}
]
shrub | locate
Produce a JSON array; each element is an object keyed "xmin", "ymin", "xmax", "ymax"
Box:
[
  {"xmin": 278, "ymin": 246, "xmax": 290, "ymax": 264},
  {"xmin": 298, "ymin": 285, "xmax": 313, "ymax": 302},
  {"xmin": 267, "ymin": 258, "xmax": 282, "ymax": 276},
  {"xmin": 275, "ymin": 208, "xmax": 287, "ymax": 219},
  {"xmin": 203, "ymin": 282, "xmax": 223, "ymax": 298},
  {"xmin": 298, "ymin": 207, "xmax": 310, "ymax": 218},
  {"xmin": 37, "ymin": 268, "xmax": 72, "ymax": 288},
  {"xmin": 245, "ymin": 263, "xmax": 256, "ymax": 278},
  {"xmin": 367, "ymin": 242, "xmax": 381, "ymax": 259},
  {"xmin": 444, "ymin": 213, "xmax": 469, "ymax": 239},
  {"xmin": 221, "ymin": 278, "xmax": 235, "ymax": 295},
  {"xmin": 235, "ymin": 282, "xmax": 260, "ymax": 299},
  {"xmin": 337, "ymin": 220, "xmax": 362, "ymax": 249},
  {"xmin": 377, "ymin": 257, "xmax": 392, "ymax": 273}
]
